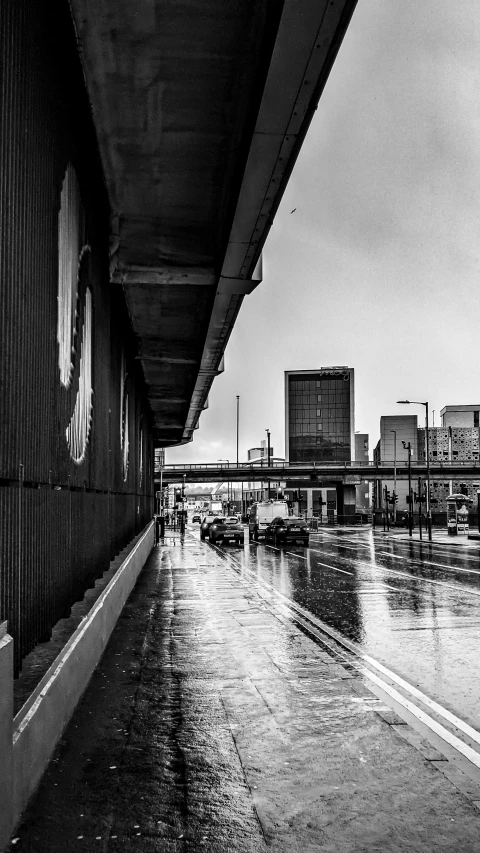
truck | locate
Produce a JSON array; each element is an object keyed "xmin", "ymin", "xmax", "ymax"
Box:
[
  {"xmin": 248, "ymin": 499, "xmax": 289, "ymax": 540},
  {"xmin": 210, "ymin": 499, "xmax": 223, "ymax": 515}
]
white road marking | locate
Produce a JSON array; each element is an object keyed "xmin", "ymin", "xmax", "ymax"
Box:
[
  {"xmin": 311, "ymin": 559, "xmax": 353, "ymax": 575},
  {"xmin": 285, "ymin": 552, "xmax": 307, "ymax": 560},
  {"xmin": 219, "ymin": 546, "xmax": 480, "ymax": 767},
  {"xmin": 310, "ymin": 543, "xmax": 480, "ymax": 588},
  {"xmin": 248, "ymin": 572, "xmax": 480, "ymax": 761},
  {"xmin": 362, "ymin": 669, "xmax": 480, "ymax": 769}
]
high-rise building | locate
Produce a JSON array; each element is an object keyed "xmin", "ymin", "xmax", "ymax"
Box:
[{"xmin": 285, "ymin": 367, "xmax": 354, "ymax": 462}]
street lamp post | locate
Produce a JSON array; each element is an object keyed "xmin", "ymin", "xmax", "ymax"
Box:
[
  {"xmin": 397, "ymin": 400, "xmax": 432, "ymax": 541},
  {"xmin": 265, "ymin": 428, "xmax": 271, "ymax": 499},
  {"xmin": 390, "ymin": 429, "xmax": 397, "ymax": 525},
  {"xmin": 236, "ymin": 395, "xmax": 243, "ymax": 518}
]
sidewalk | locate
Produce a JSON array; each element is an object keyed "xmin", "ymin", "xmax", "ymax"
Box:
[
  {"xmin": 375, "ymin": 527, "xmax": 480, "ymax": 548},
  {"xmin": 7, "ymin": 534, "xmax": 480, "ymax": 852}
]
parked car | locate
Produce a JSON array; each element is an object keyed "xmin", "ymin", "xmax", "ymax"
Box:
[
  {"xmin": 264, "ymin": 516, "xmax": 309, "ymax": 546},
  {"xmin": 209, "ymin": 516, "xmax": 244, "ymax": 546},
  {"xmin": 200, "ymin": 513, "xmax": 218, "ymax": 540},
  {"xmin": 192, "ymin": 513, "xmax": 201, "ymax": 523},
  {"xmin": 249, "ymin": 499, "xmax": 289, "ymax": 540}
]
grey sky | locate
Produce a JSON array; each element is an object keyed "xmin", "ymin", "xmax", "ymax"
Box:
[{"xmin": 168, "ymin": 0, "xmax": 480, "ymax": 464}]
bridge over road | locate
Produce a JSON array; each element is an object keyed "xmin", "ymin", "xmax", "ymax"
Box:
[{"xmin": 157, "ymin": 460, "xmax": 480, "ymax": 485}]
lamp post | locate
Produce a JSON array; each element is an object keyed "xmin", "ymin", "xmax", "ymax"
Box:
[
  {"xmin": 265, "ymin": 428, "xmax": 271, "ymax": 499},
  {"xmin": 390, "ymin": 429, "xmax": 397, "ymax": 525},
  {"xmin": 397, "ymin": 400, "xmax": 432, "ymax": 541},
  {"xmin": 236, "ymin": 395, "xmax": 243, "ymax": 517},
  {"xmin": 218, "ymin": 459, "xmax": 230, "ymax": 512}
]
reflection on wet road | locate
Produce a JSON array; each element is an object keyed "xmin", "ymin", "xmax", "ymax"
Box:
[{"xmin": 198, "ymin": 527, "xmax": 480, "ymax": 736}]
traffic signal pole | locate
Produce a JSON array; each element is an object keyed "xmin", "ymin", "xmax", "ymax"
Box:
[
  {"xmin": 418, "ymin": 476, "xmax": 423, "ymax": 540},
  {"xmin": 180, "ymin": 475, "xmax": 186, "ymax": 535}
]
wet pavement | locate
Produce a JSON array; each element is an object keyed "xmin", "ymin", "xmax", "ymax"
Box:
[
  {"xmin": 8, "ymin": 529, "xmax": 480, "ymax": 852},
  {"xmin": 222, "ymin": 526, "xmax": 480, "ymax": 735}
]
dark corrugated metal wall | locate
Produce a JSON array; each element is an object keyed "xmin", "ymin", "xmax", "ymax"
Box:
[{"xmin": 0, "ymin": 0, "xmax": 154, "ymax": 673}]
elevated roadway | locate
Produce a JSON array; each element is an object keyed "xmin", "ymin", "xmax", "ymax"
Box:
[
  {"xmin": 69, "ymin": 0, "xmax": 358, "ymax": 447},
  {"xmin": 157, "ymin": 461, "xmax": 480, "ymax": 485}
]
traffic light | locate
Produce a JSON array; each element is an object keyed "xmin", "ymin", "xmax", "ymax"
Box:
[
  {"xmin": 292, "ymin": 490, "xmax": 298, "ymax": 502},
  {"xmin": 393, "ymin": 491, "xmax": 398, "ymax": 504},
  {"xmin": 384, "ymin": 488, "xmax": 391, "ymax": 502},
  {"xmin": 175, "ymin": 487, "xmax": 182, "ymax": 503}
]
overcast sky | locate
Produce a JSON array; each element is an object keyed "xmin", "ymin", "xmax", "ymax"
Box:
[{"xmin": 168, "ymin": 0, "xmax": 480, "ymax": 465}]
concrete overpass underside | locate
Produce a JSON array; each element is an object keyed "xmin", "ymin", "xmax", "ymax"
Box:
[{"xmin": 69, "ymin": 0, "xmax": 357, "ymax": 446}]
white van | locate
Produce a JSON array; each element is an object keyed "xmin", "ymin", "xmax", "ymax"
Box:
[{"xmin": 249, "ymin": 500, "xmax": 289, "ymax": 540}]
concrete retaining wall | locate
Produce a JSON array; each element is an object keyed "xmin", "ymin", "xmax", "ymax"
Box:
[{"xmin": 0, "ymin": 521, "xmax": 154, "ymax": 850}]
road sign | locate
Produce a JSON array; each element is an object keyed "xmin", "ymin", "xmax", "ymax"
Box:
[{"xmin": 182, "ymin": 496, "xmax": 187, "ymax": 502}]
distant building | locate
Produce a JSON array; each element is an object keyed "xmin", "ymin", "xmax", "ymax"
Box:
[
  {"xmin": 417, "ymin": 425, "xmax": 480, "ymax": 512},
  {"xmin": 373, "ymin": 415, "xmax": 418, "ymax": 513},
  {"xmin": 355, "ymin": 433, "xmax": 370, "ymax": 511},
  {"xmin": 240, "ymin": 441, "xmax": 284, "ymax": 506},
  {"xmin": 374, "ymin": 410, "xmax": 480, "ymax": 516},
  {"xmin": 285, "ymin": 367, "xmax": 354, "ymax": 462},
  {"xmin": 441, "ymin": 405, "xmax": 480, "ymax": 429}
]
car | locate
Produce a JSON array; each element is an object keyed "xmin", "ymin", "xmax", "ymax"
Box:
[
  {"xmin": 209, "ymin": 516, "xmax": 244, "ymax": 546},
  {"xmin": 264, "ymin": 516, "xmax": 309, "ymax": 546},
  {"xmin": 200, "ymin": 513, "xmax": 218, "ymax": 540},
  {"xmin": 192, "ymin": 514, "xmax": 201, "ymax": 523}
]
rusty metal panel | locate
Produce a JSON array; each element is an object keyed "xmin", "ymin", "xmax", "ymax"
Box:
[{"xmin": 0, "ymin": 0, "xmax": 154, "ymax": 674}]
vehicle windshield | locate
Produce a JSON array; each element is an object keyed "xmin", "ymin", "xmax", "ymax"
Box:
[
  {"xmin": 226, "ymin": 516, "xmax": 239, "ymax": 524},
  {"xmin": 285, "ymin": 518, "xmax": 307, "ymax": 527},
  {"xmin": 212, "ymin": 517, "xmax": 227, "ymax": 524}
]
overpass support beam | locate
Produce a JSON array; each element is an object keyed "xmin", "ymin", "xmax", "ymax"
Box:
[{"xmin": 337, "ymin": 484, "xmax": 356, "ymax": 518}]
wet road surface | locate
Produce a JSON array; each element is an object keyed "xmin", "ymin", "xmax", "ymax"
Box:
[{"xmin": 195, "ymin": 525, "xmax": 480, "ymax": 736}]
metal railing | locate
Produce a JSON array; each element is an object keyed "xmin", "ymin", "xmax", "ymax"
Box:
[{"xmin": 156, "ymin": 459, "xmax": 480, "ymax": 472}]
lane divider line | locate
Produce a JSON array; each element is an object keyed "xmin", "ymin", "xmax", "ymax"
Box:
[
  {"xmin": 308, "ymin": 545, "xmax": 480, "ymax": 598},
  {"xmin": 204, "ymin": 534, "xmax": 480, "ymax": 764}
]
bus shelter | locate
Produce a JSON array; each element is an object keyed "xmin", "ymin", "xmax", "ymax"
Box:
[{"xmin": 446, "ymin": 494, "xmax": 473, "ymax": 536}]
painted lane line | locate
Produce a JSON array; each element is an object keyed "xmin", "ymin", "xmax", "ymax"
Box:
[
  {"xmin": 310, "ymin": 558, "xmax": 353, "ymax": 575},
  {"xmin": 258, "ymin": 578, "xmax": 480, "ymax": 754},
  {"xmin": 218, "ymin": 550, "xmax": 480, "ymax": 763},
  {"xmin": 320, "ymin": 529, "xmax": 480, "ymax": 564},
  {"xmin": 377, "ymin": 552, "xmax": 405, "ymax": 559},
  {"xmin": 354, "ymin": 560, "xmax": 480, "ymax": 598},
  {"xmin": 362, "ymin": 669, "xmax": 480, "ymax": 770},
  {"xmin": 309, "ymin": 546, "xmax": 480, "ymax": 597},
  {"xmin": 285, "ymin": 552, "xmax": 307, "ymax": 560}
]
